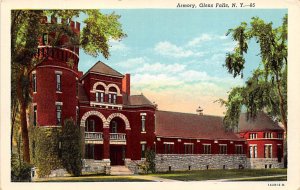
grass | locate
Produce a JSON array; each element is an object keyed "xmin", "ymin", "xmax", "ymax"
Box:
[
  {"xmin": 149, "ymin": 169, "xmax": 287, "ymax": 181},
  {"xmin": 35, "ymin": 169, "xmax": 287, "ymax": 182},
  {"xmin": 35, "ymin": 175, "xmax": 152, "ymax": 182}
]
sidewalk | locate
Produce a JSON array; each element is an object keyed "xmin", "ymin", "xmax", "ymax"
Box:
[{"xmin": 203, "ymin": 175, "xmax": 287, "ymax": 182}]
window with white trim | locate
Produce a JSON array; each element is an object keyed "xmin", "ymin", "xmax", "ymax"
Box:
[
  {"xmin": 264, "ymin": 132, "xmax": 273, "ymax": 139},
  {"xmin": 235, "ymin": 145, "xmax": 243, "ymax": 154},
  {"xmin": 141, "ymin": 143, "xmax": 146, "ymax": 158},
  {"xmin": 184, "ymin": 144, "xmax": 194, "ymax": 154},
  {"xmin": 249, "ymin": 133, "xmax": 257, "ymax": 139},
  {"xmin": 141, "ymin": 115, "xmax": 146, "ymax": 132},
  {"xmin": 264, "ymin": 145, "xmax": 272, "ymax": 158},
  {"xmin": 56, "ymin": 105, "xmax": 62, "ymax": 125},
  {"xmin": 56, "ymin": 73, "xmax": 61, "ymax": 92},
  {"xmin": 76, "ymin": 106, "xmax": 79, "ymax": 126},
  {"xmin": 203, "ymin": 144, "xmax": 211, "ymax": 154},
  {"xmin": 219, "ymin": 144, "xmax": 227, "ymax": 154},
  {"xmin": 277, "ymin": 133, "xmax": 283, "ymax": 139},
  {"xmin": 164, "ymin": 143, "xmax": 174, "ymax": 154},
  {"xmin": 96, "ymin": 92, "xmax": 104, "ymax": 102},
  {"xmin": 249, "ymin": 145, "xmax": 257, "ymax": 158},
  {"xmin": 32, "ymin": 73, "xmax": 37, "ymax": 92},
  {"xmin": 33, "ymin": 105, "xmax": 37, "ymax": 126}
]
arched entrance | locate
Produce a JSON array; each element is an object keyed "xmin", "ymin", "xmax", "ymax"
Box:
[
  {"xmin": 106, "ymin": 113, "xmax": 130, "ymax": 165},
  {"xmin": 80, "ymin": 111, "xmax": 106, "ymax": 160}
]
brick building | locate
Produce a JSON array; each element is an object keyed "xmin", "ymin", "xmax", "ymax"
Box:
[{"xmin": 29, "ymin": 17, "xmax": 284, "ymax": 174}]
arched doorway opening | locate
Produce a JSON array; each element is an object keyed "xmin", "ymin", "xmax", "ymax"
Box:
[
  {"xmin": 81, "ymin": 111, "xmax": 106, "ymax": 161},
  {"xmin": 109, "ymin": 117, "xmax": 126, "ymax": 165}
]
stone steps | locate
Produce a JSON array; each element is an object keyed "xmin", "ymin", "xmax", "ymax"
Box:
[{"xmin": 110, "ymin": 165, "xmax": 134, "ymax": 176}]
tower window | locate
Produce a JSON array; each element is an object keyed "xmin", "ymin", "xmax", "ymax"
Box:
[
  {"xmin": 141, "ymin": 143, "xmax": 146, "ymax": 158},
  {"xmin": 42, "ymin": 33, "xmax": 48, "ymax": 45},
  {"xmin": 56, "ymin": 105, "xmax": 62, "ymax": 125},
  {"xmin": 33, "ymin": 105, "xmax": 37, "ymax": 126},
  {"xmin": 32, "ymin": 73, "xmax": 37, "ymax": 92},
  {"xmin": 56, "ymin": 74, "xmax": 61, "ymax": 92},
  {"xmin": 141, "ymin": 115, "xmax": 146, "ymax": 132}
]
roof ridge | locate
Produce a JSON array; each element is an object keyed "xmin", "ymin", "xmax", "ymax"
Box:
[
  {"xmin": 156, "ymin": 110, "xmax": 224, "ymax": 118},
  {"xmin": 80, "ymin": 61, "xmax": 123, "ymax": 80}
]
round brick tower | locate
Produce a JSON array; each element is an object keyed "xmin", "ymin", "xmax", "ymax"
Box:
[{"xmin": 31, "ymin": 16, "xmax": 80, "ymax": 127}]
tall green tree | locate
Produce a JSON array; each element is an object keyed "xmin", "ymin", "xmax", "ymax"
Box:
[
  {"xmin": 220, "ymin": 15, "xmax": 287, "ymax": 132},
  {"xmin": 11, "ymin": 10, "xmax": 126, "ymax": 163}
]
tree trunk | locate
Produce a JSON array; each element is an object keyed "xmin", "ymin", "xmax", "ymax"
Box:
[
  {"xmin": 275, "ymin": 74, "xmax": 287, "ymax": 132},
  {"xmin": 16, "ymin": 70, "xmax": 30, "ymax": 163},
  {"xmin": 11, "ymin": 102, "xmax": 19, "ymax": 153}
]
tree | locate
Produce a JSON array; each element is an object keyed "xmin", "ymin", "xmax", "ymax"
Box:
[
  {"xmin": 220, "ymin": 15, "xmax": 287, "ymax": 132},
  {"xmin": 61, "ymin": 119, "xmax": 82, "ymax": 176},
  {"xmin": 11, "ymin": 10, "xmax": 126, "ymax": 163}
]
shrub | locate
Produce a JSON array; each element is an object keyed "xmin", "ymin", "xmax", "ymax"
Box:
[
  {"xmin": 29, "ymin": 126, "xmax": 62, "ymax": 177},
  {"xmin": 11, "ymin": 154, "xmax": 33, "ymax": 182},
  {"xmin": 61, "ymin": 118, "xmax": 83, "ymax": 176}
]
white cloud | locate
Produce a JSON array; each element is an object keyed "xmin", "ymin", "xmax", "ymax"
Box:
[
  {"xmin": 154, "ymin": 41, "xmax": 204, "ymax": 58},
  {"xmin": 187, "ymin": 33, "xmax": 228, "ymax": 47},
  {"xmin": 109, "ymin": 40, "xmax": 129, "ymax": 52},
  {"xmin": 137, "ymin": 62, "xmax": 186, "ymax": 74}
]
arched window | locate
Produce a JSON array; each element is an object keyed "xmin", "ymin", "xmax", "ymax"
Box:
[
  {"xmin": 95, "ymin": 85, "xmax": 105, "ymax": 103},
  {"xmin": 108, "ymin": 87, "xmax": 117, "ymax": 104}
]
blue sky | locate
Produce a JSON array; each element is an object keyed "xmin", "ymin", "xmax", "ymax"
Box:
[{"xmin": 78, "ymin": 9, "xmax": 287, "ymax": 116}]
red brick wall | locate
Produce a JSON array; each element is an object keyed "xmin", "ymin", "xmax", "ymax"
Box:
[
  {"xmin": 32, "ymin": 60, "xmax": 78, "ymax": 126},
  {"xmin": 240, "ymin": 131, "xmax": 284, "ymax": 158},
  {"xmin": 155, "ymin": 138, "xmax": 246, "ymax": 155}
]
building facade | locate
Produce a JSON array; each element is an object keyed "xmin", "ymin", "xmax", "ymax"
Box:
[{"xmin": 29, "ymin": 17, "xmax": 284, "ymax": 175}]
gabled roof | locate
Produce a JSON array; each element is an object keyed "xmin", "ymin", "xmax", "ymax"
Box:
[
  {"xmin": 81, "ymin": 61, "xmax": 123, "ymax": 79},
  {"xmin": 155, "ymin": 110, "xmax": 241, "ymax": 140},
  {"xmin": 238, "ymin": 112, "xmax": 284, "ymax": 132},
  {"xmin": 123, "ymin": 94, "xmax": 155, "ymax": 108}
]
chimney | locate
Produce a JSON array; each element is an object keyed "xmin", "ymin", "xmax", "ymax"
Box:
[
  {"xmin": 122, "ymin": 74, "xmax": 130, "ymax": 95},
  {"xmin": 196, "ymin": 106, "xmax": 203, "ymax": 115}
]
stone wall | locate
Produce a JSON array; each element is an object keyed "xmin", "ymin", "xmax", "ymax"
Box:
[
  {"xmin": 247, "ymin": 158, "xmax": 284, "ymax": 169},
  {"xmin": 82, "ymin": 159, "xmax": 111, "ymax": 175},
  {"xmin": 125, "ymin": 159, "xmax": 145, "ymax": 174},
  {"xmin": 155, "ymin": 154, "xmax": 248, "ymax": 172}
]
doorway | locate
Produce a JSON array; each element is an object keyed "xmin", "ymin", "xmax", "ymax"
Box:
[{"xmin": 110, "ymin": 145, "xmax": 125, "ymax": 165}]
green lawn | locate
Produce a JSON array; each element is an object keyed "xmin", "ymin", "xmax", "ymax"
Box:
[
  {"xmin": 35, "ymin": 169, "xmax": 287, "ymax": 182},
  {"xmin": 150, "ymin": 169, "xmax": 287, "ymax": 181},
  {"xmin": 35, "ymin": 175, "xmax": 152, "ymax": 182}
]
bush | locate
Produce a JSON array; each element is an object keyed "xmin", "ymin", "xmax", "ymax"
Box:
[
  {"xmin": 11, "ymin": 155, "xmax": 33, "ymax": 182},
  {"xmin": 29, "ymin": 126, "xmax": 62, "ymax": 177},
  {"xmin": 61, "ymin": 119, "xmax": 83, "ymax": 176},
  {"xmin": 138, "ymin": 148, "xmax": 156, "ymax": 174}
]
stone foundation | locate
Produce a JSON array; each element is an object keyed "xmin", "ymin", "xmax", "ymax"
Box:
[
  {"xmin": 155, "ymin": 154, "xmax": 248, "ymax": 172},
  {"xmin": 125, "ymin": 159, "xmax": 145, "ymax": 174},
  {"xmin": 82, "ymin": 159, "xmax": 111, "ymax": 174},
  {"xmin": 247, "ymin": 158, "xmax": 284, "ymax": 169}
]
